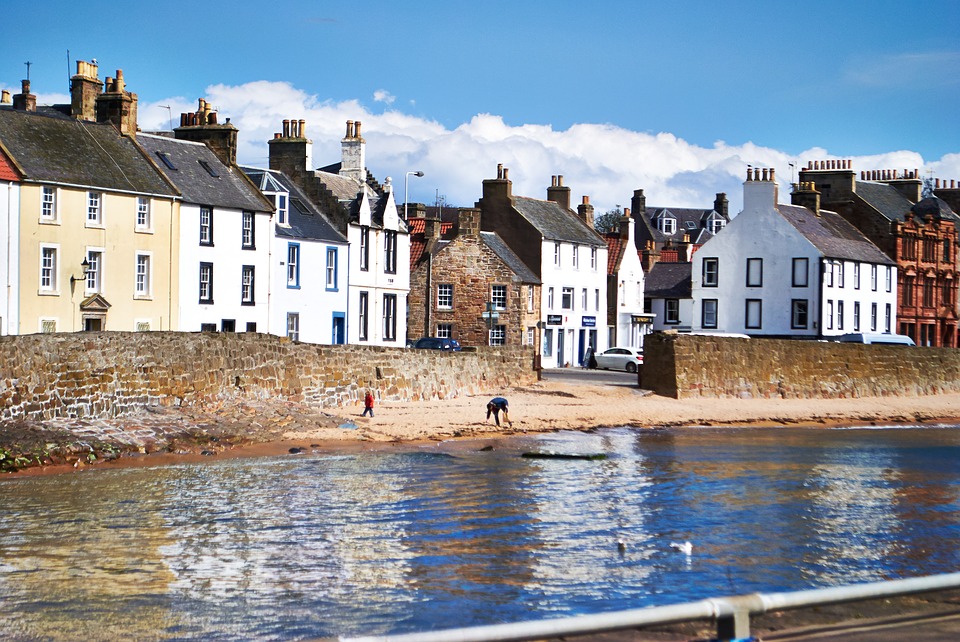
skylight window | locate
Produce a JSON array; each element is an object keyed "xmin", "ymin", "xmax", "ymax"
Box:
[
  {"xmin": 156, "ymin": 151, "xmax": 176, "ymax": 170},
  {"xmin": 685, "ymin": 221, "xmax": 697, "ymax": 230},
  {"xmin": 198, "ymin": 160, "xmax": 219, "ymax": 177}
]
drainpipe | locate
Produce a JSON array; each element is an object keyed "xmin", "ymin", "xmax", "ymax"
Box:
[
  {"xmin": 817, "ymin": 257, "xmax": 825, "ymax": 339},
  {"xmin": 425, "ymin": 252, "xmax": 433, "ymax": 338}
]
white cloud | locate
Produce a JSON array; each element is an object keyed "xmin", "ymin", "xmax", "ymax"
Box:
[
  {"xmin": 136, "ymin": 80, "xmax": 955, "ymax": 215},
  {"xmin": 373, "ymin": 89, "xmax": 395, "ymax": 105}
]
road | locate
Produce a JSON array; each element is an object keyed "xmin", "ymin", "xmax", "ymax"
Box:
[{"xmin": 540, "ymin": 366, "xmax": 639, "ymax": 388}]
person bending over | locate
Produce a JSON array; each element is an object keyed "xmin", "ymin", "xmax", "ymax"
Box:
[{"xmin": 486, "ymin": 397, "xmax": 511, "ymax": 427}]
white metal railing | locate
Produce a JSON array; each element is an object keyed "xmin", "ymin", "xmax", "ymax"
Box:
[{"xmin": 339, "ymin": 572, "xmax": 960, "ymax": 642}]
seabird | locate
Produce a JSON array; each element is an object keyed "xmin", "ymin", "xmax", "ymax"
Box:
[{"xmin": 669, "ymin": 541, "xmax": 693, "ymax": 555}]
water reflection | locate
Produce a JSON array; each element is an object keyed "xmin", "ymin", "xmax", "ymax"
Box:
[{"xmin": 1, "ymin": 426, "xmax": 959, "ymax": 640}]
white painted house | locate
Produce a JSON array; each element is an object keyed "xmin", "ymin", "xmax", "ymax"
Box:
[
  {"xmin": 0, "ymin": 151, "xmax": 20, "ymax": 335},
  {"xmin": 268, "ymin": 119, "xmax": 410, "ymax": 347},
  {"xmin": 691, "ymin": 168, "xmax": 898, "ymax": 338},
  {"xmin": 605, "ymin": 207, "xmax": 651, "ymax": 348},
  {"xmin": 242, "ymin": 166, "xmax": 350, "ymax": 344},
  {"xmin": 139, "ymin": 134, "xmax": 274, "ymax": 333}
]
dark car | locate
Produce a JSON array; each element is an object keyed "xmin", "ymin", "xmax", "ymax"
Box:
[{"xmin": 413, "ymin": 337, "xmax": 462, "ymax": 351}]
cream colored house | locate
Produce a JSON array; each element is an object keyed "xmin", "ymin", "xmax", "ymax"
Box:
[{"xmin": 0, "ymin": 68, "xmax": 180, "ymax": 334}]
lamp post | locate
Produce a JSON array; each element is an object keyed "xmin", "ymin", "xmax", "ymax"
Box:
[{"xmin": 404, "ymin": 170, "xmax": 424, "ymax": 221}]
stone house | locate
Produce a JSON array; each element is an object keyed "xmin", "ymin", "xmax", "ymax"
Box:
[
  {"xmin": 691, "ymin": 167, "xmax": 897, "ymax": 338},
  {"xmin": 799, "ymin": 160, "xmax": 960, "ymax": 347},
  {"xmin": 0, "ymin": 62, "xmax": 180, "ymax": 334},
  {"xmin": 267, "ymin": 119, "xmax": 410, "ymax": 347},
  {"xmin": 408, "ymin": 208, "xmax": 541, "ymax": 349},
  {"xmin": 476, "ymin": 166, "xmax": 608, "ymax": 367}
]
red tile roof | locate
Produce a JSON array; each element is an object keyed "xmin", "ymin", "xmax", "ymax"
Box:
[
  {"xmin": 0, "ymin": 147, "xmax": 20, "ymax": 182},
  {"xmin": 605, "ymin": 235, "xmax": 625, "ymax": 275}
]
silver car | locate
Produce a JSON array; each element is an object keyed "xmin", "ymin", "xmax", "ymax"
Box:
[{"xmin": 593, "ymin": 347, "xmax": 643, "ymax": 373}]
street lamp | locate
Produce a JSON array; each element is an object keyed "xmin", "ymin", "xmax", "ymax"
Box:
[
  {"xmin": 70, "ymin": 258, "xmax": 91, "ymax": 285},
  {"xmin": 404, "ymin": 170, "xmax": 424, "ymax": 221}
]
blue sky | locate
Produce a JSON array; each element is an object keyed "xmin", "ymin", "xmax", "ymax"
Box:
[{"xmin": 3, "ymin": 0, "xmax": 959, "ymax": 214}]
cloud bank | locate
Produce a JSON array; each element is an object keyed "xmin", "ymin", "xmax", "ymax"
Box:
[{"xmin": 133, "ymin": 80, "xmax": 960, "ymax": 215}]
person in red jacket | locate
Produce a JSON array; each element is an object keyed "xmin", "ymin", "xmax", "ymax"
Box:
[{"xmin": 362, "ymin": 390, "xmax": 375, "ymax": 417}]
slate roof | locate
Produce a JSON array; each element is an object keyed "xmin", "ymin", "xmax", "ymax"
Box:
[
  {"xmin": 911, "ymin": 196, "xmax": 960, "ymax": 222},
  {"xmin": 854, "ymin": 181, "xmax": 916, "ymax": 222},
  {"xmin": 645, "ymin": 262, "xmax": 691, "ymax": 298},
  {"xmin": 0, "ymin": 107, "xmax": 176, "ymax": 196},
  {"xmin": 644, "ymin": 206, "xmax": 724, "ymax": 244},
  {"xmin": 777, "ymin": 204, "xmax": 895, "ymax": 265},
  {"xmin": 241, "ymin": 166, "xmax": 347, "ymax": 244},
  {"xmin": 138, "ymin": 134, "xmax": 270, "ymax": 212},
  {"xmin": 513, "ymin": 196, "xmax": 606, "ymax": 246},
  {"xmin": 479, "ymin": 232, "xmax": 541, "ymax": 284}
]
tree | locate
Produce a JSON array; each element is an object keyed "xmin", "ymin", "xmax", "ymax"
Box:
[{"xmin": 593, "ymin": 207, "xmax": 623, "ymax": 235}]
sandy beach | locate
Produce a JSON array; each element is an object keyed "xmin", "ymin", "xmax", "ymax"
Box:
[{"xmin": 5, "ymin": 373, "xmax": 960, "ymax": 476}]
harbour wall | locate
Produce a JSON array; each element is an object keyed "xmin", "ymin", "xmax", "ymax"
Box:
[
  {"xmin": 0, "ymin": 332, "xmax": 537, "ymax": 421},
  {"xmin": 643, "ymin": 332, "xmax": 960, "ymax": 399}
]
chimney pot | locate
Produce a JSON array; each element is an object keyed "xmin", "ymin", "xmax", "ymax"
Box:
[
  {"xmin": 299, "ymin": 119, "xmax": 306, "ymax": 137},
  {"xmin": 582, "ymin": 195, "xmax": 589, "ymax": 204},
  {"xmin": 504, "ymin": 168, "xmax": 509, "ymax": 180}
]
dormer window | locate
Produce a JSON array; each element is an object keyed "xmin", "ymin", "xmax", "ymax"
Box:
[
  {"xmin": 658, "ymin": 214, "xmax": 677, "ymax": 235},
  {"xmin": 274, "ymin": 194, "xmax": 288, "ymax": 225},
  {"xmin": 708, "ymin": 217, "xmax": 726, "ymax": 234}
]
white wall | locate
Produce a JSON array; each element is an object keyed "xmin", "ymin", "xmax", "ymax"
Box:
[{"xmin": 0, "ymin": 181, "xmax": 19, "ymax": 335}]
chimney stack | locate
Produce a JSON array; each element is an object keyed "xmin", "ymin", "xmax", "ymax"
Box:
[
  {"xmin": 174, "ymin": 97, "xmax": 240, "ymax": 166},
  {"xmin": 547, "ymin": 174, "xmax": 572, "ymax": 211},
  {"xmin": 742, "ymin": 166, "xmax": 779, "ymax": 213},
  {"xmin": 94, "ymin": 69, "xmax": 138, "ymax": 135},
  {"xmin": 1, "ymin": 90, "xmax": 10, "ymax": 104},
  {"xmin": 791, "ymin": 181, "xmax": 821, "ymax": 217},
  {"xmin": 339, "ymin": 119, "xmax": 366, "ymax": 183},
  {"xmin": 12, "ymin": 79, "xmax": 36, "ymax": 112},
  {"xmin": 713, "ymin": 192, "xmax": 729, "ymax": 219},
  {"xmin": 268, "ymin": 116, "xmax": 314, "ymax": 177},
  {"xmin": 458, "ymin": 207, "xmax": 482, "ymax": 237},
  {"xmin": 70, "ymin": 60, "xmax": 101, "ymax": 121},
  {"xmin": 577, "ymin": 194, "xmax": 595, "ymax": 229},
  {"xmin": 480, "ymin": 163, "xmax": 513, "ymax": 210}
]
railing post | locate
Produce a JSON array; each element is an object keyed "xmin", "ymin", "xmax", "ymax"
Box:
[{"xmin": 716, "ymin": 609, "xmax": 752, "ymax": 641}]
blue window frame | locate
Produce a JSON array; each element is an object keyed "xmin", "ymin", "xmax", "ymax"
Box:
[
  {"xmin": 325, "ymin": 247, "xmax": 339, "ymax": 291},
  {"xmin": 287, "ymin": 243, "xmax": 300, "ymax": 289}
]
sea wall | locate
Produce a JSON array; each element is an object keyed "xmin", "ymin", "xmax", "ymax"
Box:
[
  {"xmin": 643, "ymin": 332, "xmax": 960, "ymax": 399},
  {"xmin": 0, "ymin": 332, "xmax": 537, "ymax": 421}
]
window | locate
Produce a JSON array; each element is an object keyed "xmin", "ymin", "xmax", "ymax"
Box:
[
  {"xmin": 702, "ymin": 257, "xmax": 719, "ymax": 287},
  {"xmin": 945, "ymin": 238, "xmax": 952, "ymax": 264},
  {"xmin": 543, "ymin": 329, "xmax": 553, "ymax": 357},
  {"xmin": 199, "ymin": 262, "xmax": 213, "ymax": 303},
  {"xmin": 885, "ymin": 303, "xmax": 892, "ymax": 333},
  {"xmin": 581, "ymin": 288, "xmax": 588, "ymax": 310},
  {"xmin": 40, "ymin": 246, "xmax": 58, "ymax": 292},
  {"xmin": 745, "ymin": 299, "xmax": 762, "ymax": 329},
  {"xmin": 358, "ymin": 292, "xmax": 369, "ymax": 341},
  {"xmin": 659, "ymin": 215, "xmax": 676, "ymax": 235},
  {"xmin": 791, "ymin": 299, "xmax": 808, "ymax": 329},
  {"xmin": 923, "ymin": 277, "xmax": 934, "ymax": 307},
  {"xmin": 87, "ymin": 192, "xmax": 102, "ymax": 225},
  {"xmin": 702, "ymin": 299, "xmax": 718, "ymax": 329},
  {"xmin": 383, "ymin": 294, "xmax": 397, "ymax": 341},
  {"xmin": 156, "ymin": 151, "xmax": 176, "ymax": 170},
  {"xmin": 595, "ymin": 289, "xmax": 600, "ymax": 311},
  {"xmin": 136, "ymin": 321, "xmax": 151, "ymax": 332},
  {"xmin": 886, "ymin": 266, "xmax": 892, "ymax": 292},
  {"xmin": 325, "ymin": 247, "xmax": 338, "ymax": 290},
  {"xmin": 41, "ymin": 186, "xmax": 57, "ymax": 221},
  {"xmin": 837, "ymin": 262, "xmax": 845, "ymax": 288},
  {"xmin": 826, "ymin": 300, "xmax": 834, "ymax": 329},
  {"xmin": 384, "ymin": 230, "xmax": 397, "ymax": 274},
  {"xmin": 241, "ymin": 265, "xmax": 255, "ymax": 305},
  {"xmin": 825, "ymin": 262, "xmax": 834, "ymax": 287},
  {"xmin": 708, "ymin": 217, "xmax": 726, "ymax": 234},
  {"xmin": 547, "ymin": 287, "xmax": 554, "ymax": 309},
  {"xmin": 489, "ymin": 325, "xmax": 506, "ymax": 346},
  {"xmin": 854, "ymin": 302, "xmax": 861, "ymax": 331},
  {"xmin": 837, "ymin": 300, "xmax": 844, "ymax": 330},
  {"xmin": 561, "ymin": 287, "xmax": 574, "ymax": 310},
  {"xmin": 871, "ymin": 302, "xmax": 878, "ymax": 331},
  {"xmin": 85, "ymin": 250, "xmax": 102, "ymax": 292},
  {"xmin": 746, "ymin": 258, "xmax": 762, "ymax": 287},
  {"xmin": 136, "ymin": 197, "xmax": 151, "ymax": 230},
  {"xmin": 41, "ymin": 319, "xmax": 57, "ymax": 333},
  {"xmin": 286, "ymin": 313, "xmax": 300, "ymax": 342},
  {"xmin": 792, "ymin": 258, "xmax": 808, "ymax": 287},
  {"xmin": 871, "ymin": 265, "xmax": 878, "ymax": 291},
  {"xmin": 436, "ymin": 323, "xmax": 452, "ymax": 338},
  {"xmin": 200, "ymin": 323, "xmax": 217, "ymax": 332},
  {"xmin": 437, "ymin": 284, "xmax": 453, "ymax": 309},
  {"xmin": 198, "ymin": 159, "xmax": 219, "ymax": 177},
  {"xmin": 527, "ymin": 286, "xmax": 534, "ymax": 312},
  {"xmin": 136, "ymin": 254, "xmax": 151, "ymax": 298},
  {"xmin": 242, "ymin": 212, "xmax": 255, "ymax": 249},
  {"xmin": 359, "ymin": 227, "xmax": 370, "ymax": 271},
  {"xmin": 246, "ymin": 322, "xmax": 257, "ymax": 333},
  {"xmin": 200, "ymin": 207, "xmax": 213, "ymax": 245},
  {"xmin": 854, "ymin": 263, "xmax": 861, "ymax": 289},
  {"xmin": 275, "ymin": 194, "xmax": 288, "ymax": 225},
  {"xmin": 554, "ymin": 242, "xmax": 561, "ymax": 266},
  {"xmin": 526, "ymin": 327, "xmax": 536, "ymax": 346},
  {"xmin": 902, "ymin": 236, "xmax": 917, "ymax": 260},
  {"xmin": 923, "ymin": 238, "xmax": 936, "ymax": 262},
  {"xmin": 591, "ymin": 248, "xmax": 597, "ymax": 270},
  {"xmin": 572, "ymin": 244, "xmax": 579, "ymax": 268},
  {"xmin": 287, "ymin": 243, "xmax": 300, "ymax": 288},
  {"xmin": 491, "ymin": 284, "xmax": 507, "ymax": 309},
  {"xmin": 665, "ymin": 299, "xmax": 680, "ymax": 324}
]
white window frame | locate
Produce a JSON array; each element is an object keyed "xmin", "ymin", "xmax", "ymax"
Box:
[
  {"xmin": 325, "ymin": 247, "xmax": 338, "ymax": 291},
  {"xmin": 41, "ymin": 186, "xmax": 58, "ymax": 222},
  {"xmin": 287, "ymin": 243, "xmax": 300, "ymax": 288},
  {"xmin": 489, "ymin": 325, "xmax": 506, "ymax": 346},
  {"xmin": 554, "ymin": 242, "xmax": 561, "ymax": 267},
  {"xmin": 85, "ymin": 249, "xmax": 103, "ymax": 293},
  {"xmin": 199, "ymin": 262, "xmax": 213, "ymax": 303},
  {"xmin": 135, "ymin": 252, "xmax": 152, "ymax": 299},
  {"xmin": 436, "ymin": 323, "xmax": 452, "ymax": 339},
  {"xmin": 275, "ymin": 194, "xmax": 288, "ymax": 226},
  {"xmin": 590, "ymin": 248, "xmax": 597, "ymax": 270},
  {"xmin": 491, "ymin": 284, "xmax": 507, "ymax": 310},
  {"xmin": 242, "ymin": 211, "xmax": 255, "ymax": 249},
  {"xmin": 241, "ymin": 265, "xmax": 255, "ymax": 305},
  {"xmin": 286, "ymin": 312, "xmax": 300, "ymax": 341},
  {"xmin": 136, "ymin": 197, "xmax": 152, "ymax": 231},
  {"xmin": 199, "ymin": 207, "xmax": 213, "ymax": 245},
  {"xmin": 39, "ymin": 244, "xmax": 59, "ymax": 293},
  {"xmin": 437, "ymin": 284, "xmax": 453, "ymax": 309},
  {"xmin": 561, "ymin": 287, "xmax": 574, "ymax": 310},
  {"xmin": 87, "ymin": 191, "xmax": 103, "ymax": 226},
  {"xmin": 383, "ymin": 293, "xmax": 397, "ymax": 341},
  {"xmin": 358, "ymin": 291, "xmax": 369, "ymax": 341},
  {"xmin": 572, "ymin": 244, "xmax": 579, "ymax": 268},
  {"xmin": 526, "ymin": 286, "xmax": 534, "ymax": 312},
  {"xmin": 547, "ymin": 287, "xmax": 554, "ymax": 309}
]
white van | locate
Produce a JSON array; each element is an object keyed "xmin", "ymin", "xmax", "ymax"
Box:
[{"xmin": 837, "ymin": 332, "xmax": 916, "ymax": 346}]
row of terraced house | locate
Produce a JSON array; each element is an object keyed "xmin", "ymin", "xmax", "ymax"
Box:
[{"xmin": 1, "ymin": 61, "xmax": 959, "ymax": 371}]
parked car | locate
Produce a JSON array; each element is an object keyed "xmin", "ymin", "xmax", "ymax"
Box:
[
  {"xmin": 413, "ymin": 337, "xmax": 462, "ymax": 351},
  {"xmin": 593, "ymin": 346, "xmax": 643, "ymax": 373},
  {"xmin": 837, "ymin": 332, "xmax": 915, "ymax": 346}
]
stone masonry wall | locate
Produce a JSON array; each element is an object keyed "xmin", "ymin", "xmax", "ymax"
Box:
[
  {"xmin": 0, "ymin": 332, "xmax": 537, "ymax": 421},
  {"xmin": 643, "ymin": 332, "xmax": 960, "ymax": 399}
]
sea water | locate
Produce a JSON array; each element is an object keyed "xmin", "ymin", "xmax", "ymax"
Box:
[{"xmin": 1, "ymin": 425, "xmax": 959, "ymax": 640}]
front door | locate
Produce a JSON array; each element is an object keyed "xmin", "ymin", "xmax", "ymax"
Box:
[{"xmin": 557, "ymin": 330, "xmax": 565, "ymax": 367}]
